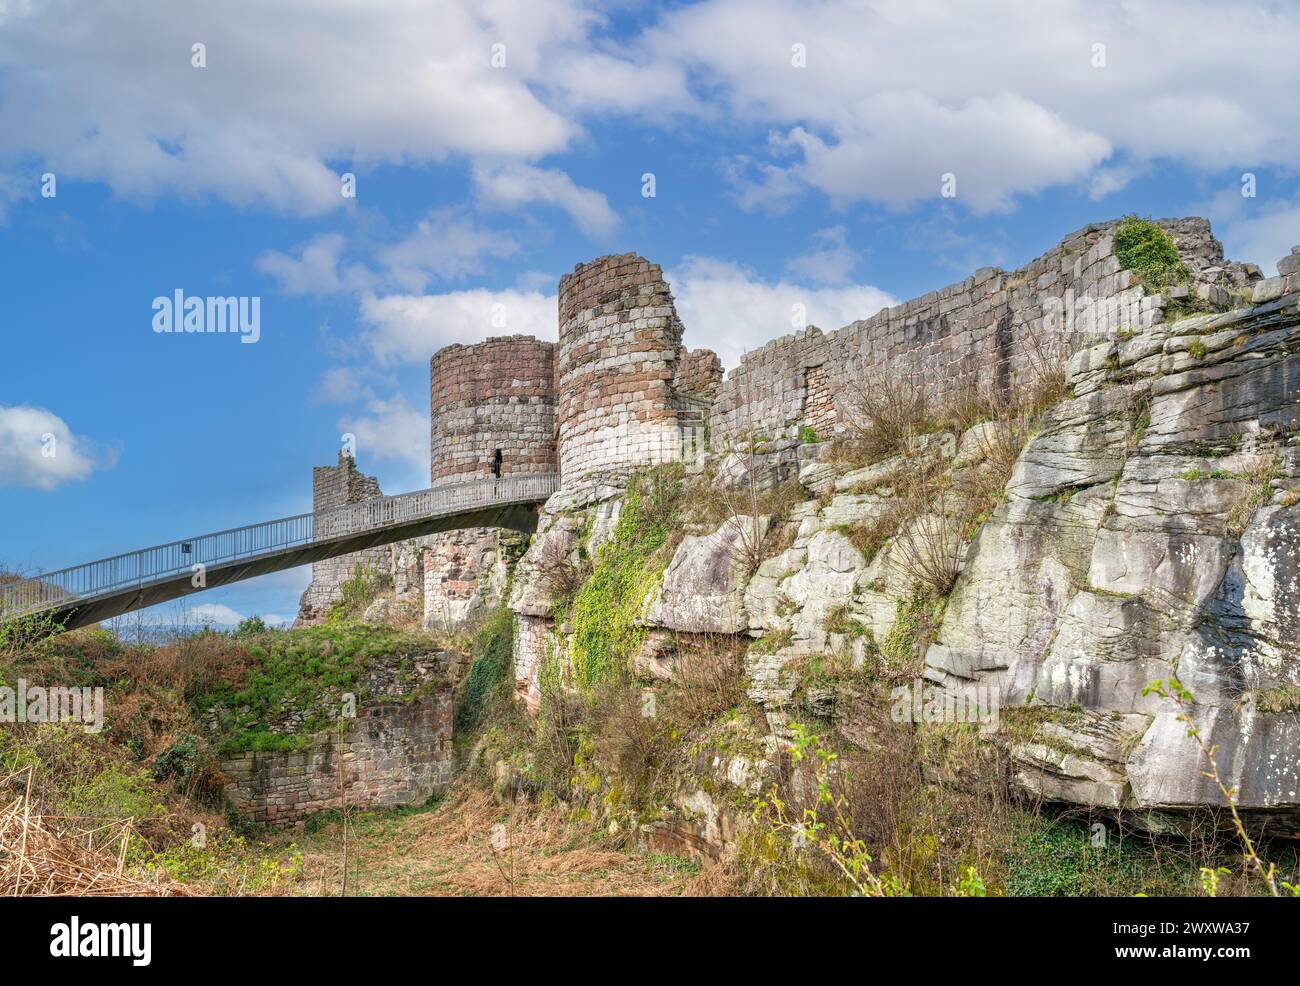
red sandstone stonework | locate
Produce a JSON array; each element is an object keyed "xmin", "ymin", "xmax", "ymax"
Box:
[{"xmin": 429, "ymin": 334, "xmax": 557, "ymax": 487}]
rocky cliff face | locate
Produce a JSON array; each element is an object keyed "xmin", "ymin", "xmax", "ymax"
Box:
[
  {"xmin": 934, "ymin": 273, "xmax": 1300, "ymax": 832},
  {"xmin": 505, "ymin": 232, "xmax": 1300, "ymax": 844}
]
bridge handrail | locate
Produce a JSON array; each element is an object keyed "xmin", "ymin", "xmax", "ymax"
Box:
[{"xmin": 0, "ymin": 472, "xmax": 558, "ymax": 620}]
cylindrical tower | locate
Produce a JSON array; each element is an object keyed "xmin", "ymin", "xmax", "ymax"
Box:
[
  {"xmin": 556, "ymin": 253, "xmax": 687, "ymax": 482},
  {"xmin": 428, "ymin": 335, "xmax": 558, "ymax": 487}
]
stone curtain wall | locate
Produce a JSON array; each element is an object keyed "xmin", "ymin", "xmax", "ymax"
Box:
[
  {"xmin": 220, "ymin": 692, "xmax": 454, "ymax": 826},
  {"xmin": 422, "ymin": 527, "xmax": 510, "ymax": 631},
  {"xmin": 709, "ymin": 218, "xmax": 1254, "ymax": 446},
  {"xmin": 296, "ymin": 451, "xmax": 393, "ymax": 624},
  {"xmin": 557, "ymin": 253, "xmax": 700, "ymax": 482},
  {"xmin": 428, "ymin": 335, "xmax": 558, "ymax": 487}
]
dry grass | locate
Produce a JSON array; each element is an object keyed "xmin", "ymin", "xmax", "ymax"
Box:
[
  {"xmin": 665, "ymin": 633, "xmax": 747, "ymax": 727},
  {"xmin": 1224, "ymin": 455, "xmax": 1283, "ymax": 539},
  {"xmin": 287, "ymin": 785, "xmax": 707, "ymax": 897},
  {"xmin": 838, "ymin": 372, "xmax": 933, "ymax": 464},
  {"xmin": 873, "ymin": 453, "xmax": 972, "ymax": 597},
  {"xmin": 0, "ymin": 767, "xmax": 194, "ymax": 896}
]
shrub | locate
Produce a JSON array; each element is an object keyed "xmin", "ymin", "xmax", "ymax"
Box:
[
  {"xmin": 838, "ymin": 372, "xmax": 932, "ymax": 464},
  {"xmin": 888, "ymin": 461, "xmax": 967, "ymax": 598},
  {"xmin": 330, "ymin": 562, "xmax": 390, "ymax": 621},
  {"xmin": 234, "ymin": 615, "xmax": 267, "ymax": 638},
  {"xmin": 663, "ymin": 633, "xmax": 747, "ymax": 727},
  {"xmin": 535, "ymin": 535, "xmax": 592, "ymax": 614},
  {"xmin": 1114, "ymin": 216, "xmax": 1189, "ymax": 289}
]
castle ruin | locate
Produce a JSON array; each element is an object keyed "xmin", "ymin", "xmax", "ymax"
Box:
[{"xmin": 299, "ymin": 217, "xmax": 1262, "ymax": 631}]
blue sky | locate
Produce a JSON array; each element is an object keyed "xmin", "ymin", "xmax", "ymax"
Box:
[{"xmin": 2, "ymin": 0, "xmax": 1299, "ymax": 625}]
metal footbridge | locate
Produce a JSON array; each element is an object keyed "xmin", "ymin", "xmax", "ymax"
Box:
[{"xmin": 1, "ymin": 473, "xmax": 558, "ymax": 632}]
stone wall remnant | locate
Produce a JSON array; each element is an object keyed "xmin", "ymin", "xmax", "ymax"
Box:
[
  {"xmin": 709, "ymin": 217, "xmax": 1259, "ymax": 447},
  {"xmin": 295, "ymin": 451, "xmax": 393, "ymax": 625}
]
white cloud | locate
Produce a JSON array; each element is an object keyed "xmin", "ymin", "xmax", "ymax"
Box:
[
  {"xmin": 376, "ymin": 213, "xmax": 520, "ymax": 292},
  {"xmin": 359, "ymin": 288, "xmax": 557, "ymax": 365},
  {"xmin": 1209, "ymin": 195, "xmax": 1300, "ymax": 276},
  {"xmin": 635, "ymin": 0, "xmax": 1300, "ymax": 212},
  {"xmin": 473, "ymin": 162, "xmax": 617, "ymax": 235},
  {"xmin": 0, "ymin": 0, "xmax": 587, "ymax": 214},
  {"xmin": 724, "ymin": 152, "xmax": 806, "ymax": 215},
  {"xmin": 669, "ymin": 257, "xmax": 897, "ymax": 372},
  {"xmin": 0, "ymin": 405, "xmax": 117, "ymax": 491},
  {"xmin": 784, "ymin": 226, "xmax": 860, "ymax": 286},
  {"xmin": 260, "ymin": 213, "xmax": 521, "ymax": 300},
  {"xmin": 783, "ymin": 93, "xmax": 1110, "ymax": 214},
  {"xmin": 337, "ymin": 394, "xmax": 429, "ymax": 484},
  {"xmin": 184, "ymin": 602, "xmax": 292, "ymax": 627},
  {"xmin": 547, "ymin": 50, "xmax": 698, "ymax": 118},
  {"xmin": 314, "ymin": 366, "xmax": 375, "ymax": 405},
  {"xmin": 187, "ymin": 603, "xmax": 246, "ymax": 626},
  {"xmin": 258, "ymin": 233, "xmax": 370, "ymax": 296},
  {"xmin": 6, "ymin": 0, "xmax": 1300, "ymax": 222},
  {"xmin": 1088, "ymin": 162, "xmax": 1148, "ymax": 202}
]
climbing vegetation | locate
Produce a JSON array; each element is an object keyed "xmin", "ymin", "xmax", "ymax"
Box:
[
  {"xmin": 195, "ymin": 620, "xmax": 442, "ymax": 754},
  {"xmin": 329, "ymin": 561, "xmax": 391, "ymax": 621},
  {"xmin": 552, "ymin": 467, "xmax": 683, "ymax": 693},
  {"xmin": 455, "ymin": 607, "xmax": 515, "ymax": 730}
]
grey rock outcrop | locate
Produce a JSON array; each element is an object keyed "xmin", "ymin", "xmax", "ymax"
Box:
[
  {"xmin": 645, "ymin": 515, "xmax": 769, "ymax": 633},
  {"xmin": 930, "ymin": 289, "xmax": 1300, "ymax": 830}
]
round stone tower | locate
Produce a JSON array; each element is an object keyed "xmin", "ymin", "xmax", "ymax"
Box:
[
  {"xmin": 428, "ymin": 335, "xmax": 558, "ymax": 487},
  {"xmin": 556, "ymin": 253, "xmax": 690, "ymax": 482}
]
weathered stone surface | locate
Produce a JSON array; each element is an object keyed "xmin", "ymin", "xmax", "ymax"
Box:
[
  {"xmin": 820, "ymin": 492, "xmax": 892, "ymax": 528},
  {"xmin": 422, "ymin": 528, "xmax": 509, "ymax": 631},
  {"xmin": 746, "ymin": 644, "xmax": 801, "ymax": 708},
  {"xmin": 509, "ymin": 514, "xmax": 585, "ymax": 617},
  {"xmin": 492, "ymin": 216, "xmax": 1299, "ymax": 830},
  {"xmin": 931, "ymin": 295, "xmax": 1300, "ymax": 823},
  {"xmin": 645, "ymin": 515, "xmax": 769, "ymax": 633},
  {"xmin": 834, "ymin": 454, "xmax": 906, "ymax": 493},
  {"xmin": 954, "ymin": 422, "xmax": 1003, "ymax": 467},
  {"xmin": 296, "ymin": 451, "xmax": 393, "ymax": 625},
  {"xmin": 744, "ymin": 546, "xmax": 806, "ymax": 632},
  {"xmin": 218, "ymin": 651, "xmax": 454, "ymax": 827},
  {"xmin": 1279, "ymin": 247, "xmax": 1300, "ymax": 277},
  {"xmin": 1011, "ymin": 710, "xmax": 1150, "ymax": 809},
  {"xmin": 781, "ymin": 530, "xmax": 866, "ymax": 649},
  {"xmin": 798, "ymin": 459, "xmax": 838, "ymax": 496},
  {"xmin": 513, "ymin": 613, "xmax": 556, "ymax": 714}
]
